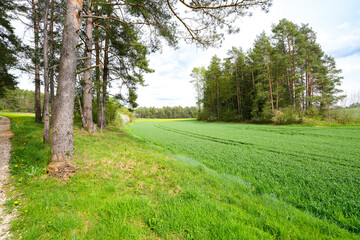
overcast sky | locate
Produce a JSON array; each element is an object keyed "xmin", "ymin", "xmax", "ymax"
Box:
[{"xmin": 16, "ymin": 0, "xmax": 360, "ymax": 107}]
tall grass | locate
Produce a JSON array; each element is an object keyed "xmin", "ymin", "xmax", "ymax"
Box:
[{"xmin": 325, "ymin": 108, "xmax": 360, "ymax": 124}]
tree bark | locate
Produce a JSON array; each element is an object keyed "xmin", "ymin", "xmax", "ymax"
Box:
[
  {"xmin": 32, "ymin": 0, "xmax": 42, "ymax": 123},
  {"xmin": 288, "ymin": 38, "xmax": 296, "ymax": 108},
  {"xmin": 82, "ymin": 0, "xmax": 96, "ymax": 133},
  {"xmin": 266, "ymin": 58, "xmax": 274, "ymax": 112},
  {"xmin": 101, "ymin": 34, "xmax": 109, "ymax": 128},
  {"xmin": 49, "ymin": 0, "xmax": 55, "ymax": 116},
  {"xmin": 306, "ymin": 61, "xmax": 310, "ymax": 110},
  {"xmin": 283, "ymin": 42, "xmax": 292, "ymax": 105},
  {"xmin": 50, "ymin": 0, "xmax": 83, "ymax": 161},
  {"xmin": 236, "ymin": 82, "xmax": 241, "ymax": 115},
  {"xmin": 43, "ymin": 0, "xmax": 50, "ymax": 143},
  {"xmin": 97, "ymin": 38, "xmax": 103, "ymax": 129},
  {"xmin": 78, "ymin": 98, "xmax": 86, "ymax": 128},
  {"xmin": 216, "ymin": 77, "xmax": 220, "ymax": 119},
  {"xmin": 276, "ymin": 74, "xmax": 279, "ymax": 110}
]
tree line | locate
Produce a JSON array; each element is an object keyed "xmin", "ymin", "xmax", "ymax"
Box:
[
  {"xmin": 191, "ymin": 19, "xmax": 344, "ymax": 123},
  {"xmin": 1, "ymin": 0, "xmax": 272, "ymax": 165},
  {"xmin": 0, "ymin": 89, "xmax": 42, "ymax": 113},
  {"xmin": 135, "ymin": 106, "xmax": 198, "ymax": 119}
]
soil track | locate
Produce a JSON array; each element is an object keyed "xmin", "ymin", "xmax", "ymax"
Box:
[{"xmin": 0, "ymin": 117, "xmax": 14, "ymax": 239}]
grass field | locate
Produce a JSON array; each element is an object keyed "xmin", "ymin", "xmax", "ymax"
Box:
[
  {"xmin": 129, "ymin": 120, "xmax": 360, "ymax": 234},
  {"xmin": 1, "ymin": 113, "xmax": 359, "ymax": 239}
]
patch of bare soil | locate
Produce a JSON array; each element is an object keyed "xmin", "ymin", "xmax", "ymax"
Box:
[
  {"xmin": 0, "ymin": 117, "xmax": 14, "ymax": 239},
  {"xmin": 46, "ymin": 161, "xmax": 77, "ymax": 180}
]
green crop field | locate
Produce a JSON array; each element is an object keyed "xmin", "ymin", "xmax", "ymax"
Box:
[{"xmin": 129, "ymin": 120, "xmax": 360, "ymax": 234}]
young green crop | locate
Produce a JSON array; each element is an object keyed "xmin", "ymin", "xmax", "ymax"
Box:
[{"xmin": 130, "ymin": 120, "xmax": 360, "ymax": 233}]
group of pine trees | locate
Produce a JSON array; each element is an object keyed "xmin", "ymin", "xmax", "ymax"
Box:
[
  {"xmin": 192, "ymin": 19, "xmax": 344, "ymax": 122},
  {"xmin": 135, "ymin": 106, "xmax": 198, "ymax": 119},
  {"xmin": 0, "ymin": 89, "xmax": 41, "ymax": 112},
  {"xmin": 2, "ymin": 0, "xmax": 272, "ymax": 164}
]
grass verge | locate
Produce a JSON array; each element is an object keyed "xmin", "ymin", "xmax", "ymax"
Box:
[{"xmin": 1, "ymin": 113, "xmax": 358, "ymax": 239}]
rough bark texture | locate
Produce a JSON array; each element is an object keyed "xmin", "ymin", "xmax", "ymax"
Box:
[
  {"xmin": 51, "ymin": 0, "xmax": 83, "ymax": 162},
  {"xmin": 49, "ymin": 0, "xmax": 55, "ymax": 115},
  {"xmin": 82, "ymin": 0, "xmax": 96, "ymax": 133},
  {"xmin": 43, "ymin": 0, "xmax": 50, "ymax": 143},
  {"xmin": 32, "ymin": 0, "xmax": 42, "ymax": 123}
]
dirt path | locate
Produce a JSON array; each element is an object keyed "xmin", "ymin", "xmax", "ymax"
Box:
[{"xmin": 0, "ymin": 117, "xmax": 14, "ymax": 239}]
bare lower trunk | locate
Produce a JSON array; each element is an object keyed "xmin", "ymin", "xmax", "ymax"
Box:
[
  {"xmin": 306, "ymin": 62, "xmax": 310, "ymax": 110},
  {"xmin": 35, "ymin": 71, "xmax": 41, "ymax": 122},
  {"xmin": 292, "ymin": 79, "xmax": 296, "ymax": 108},
  {"xmin": 288, "ymin": 39, "xmax": 296, "ymax": 108},
  {"xmin": 82, "ymin": 0, "xmax": 96, "ymax": 133},
  {"xmin": 236, "ymin": 83, "xmax": 241, "ymax": 116},
  {"xmin": 98, "ymin": 30, "xmax": 109, "ymax": 129},
  {"xmin": 216, "ymin": 78, "xmax": 220, "ymax": 119},
  {"xmin": 43, "ymin": 0, "xmax": 50, "ymax": 143},
  {"xmin": 276, "ymin": 75, "xmax": 279, "ymax": 110},
  {"xmin": 286, "ymin": 67, "xmax": 291, "ymax": 105},
  {"xmin": 50, "ymin": 0, "xmax": 83, "ymax": 162},
  {"xmin": 78, "ymin": 98, "xmax": 85, "ymax": 128},
  {"xmin": 283, "ymin": 43, "xmax": 292, "ymax": 105},
  {"xmin": 266, "ymin": 59, "xmax": 274, "ymax": 112},
  {"xmin": 97, "ymin": 36, "xmax": 103, "ymax": 129}
]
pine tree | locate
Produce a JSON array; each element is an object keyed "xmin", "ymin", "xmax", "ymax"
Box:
[{"xmin": 0, "ymin": 0, "xmax": 21, "ymax": 97}]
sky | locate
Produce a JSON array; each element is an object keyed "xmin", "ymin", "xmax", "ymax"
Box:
[{"xmin": 16, "ymin": 0, "xmax": 360, "ymax": 107}]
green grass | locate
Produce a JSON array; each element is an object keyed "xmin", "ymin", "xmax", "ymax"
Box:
[
  {"xmin": 1, "ymin": 113, "xmax": 359, "ymax": 239},
  {"xmin": 129, "ymin": 120, "xmax": 360, "ymax": 234}
]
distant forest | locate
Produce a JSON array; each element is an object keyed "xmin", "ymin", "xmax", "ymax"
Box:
[
  {"xmin": 135, "ymin": 106, "xmax": 198, "ymax": 119},
  {"xmin": 0, "ymin": 89, "xmax": 43, "ymax": 113},
  {"xmin": 191, "ymin": 19, "xmax": 344, "ymax": 123}
]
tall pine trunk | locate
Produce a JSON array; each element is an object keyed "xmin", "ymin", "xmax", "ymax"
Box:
[
  {"xmin": 99, "ymin": 15, "xmax": 110, "ymax": 129},
  {"xmin": 43, "ymin": 0, "xmax": 50, "ymax": 143},
  {"xmin": 51, "ymin": 0, "xmax": 83, "ymax": 161},
  {"xmin": 82, "ymin": 0, "xmax": 96, "ymax": 133},
  {"xmin": 266, "ymin": 58, "xmax": 274, "ymax": 112},
  {"xmin": 236, "ymin": 82, "xmax": 241, "ymax": 115},
  {"xmin": 100, "ymin": 36, "xmax": 109, "ymax": 129},
  {"xmin": 276, "ymin": 74, "xmax": 279, "ymax": 110},
  {"xmin": 97, "ymin": 38, "xmax": 103, "ymax": 130},
  {"xmin": 288, "ymin": 38, "xmax": 296, "ymax": 108},
  {"xmin": 216, "ymin": 77, "xmax": 220, "ymax": 119},
  {"xmin": 283, "ymin": 43, "xmax": 292, "ymax": 104},
  {"xmin": 49, "ymin": 0, "xmax": 55, "ymax": 115},
  {"xmin": 95, "ymin": 27, "xmax": 101, "ymax": 129},
  {"xmin": 32, "ymin": 0, "xmax": 41, "ymax": 123}
]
